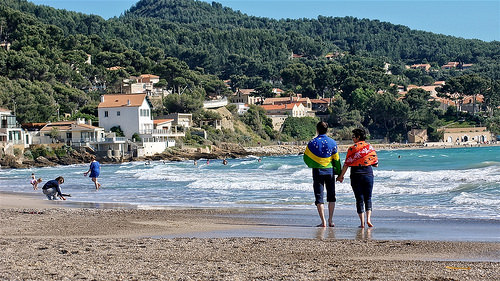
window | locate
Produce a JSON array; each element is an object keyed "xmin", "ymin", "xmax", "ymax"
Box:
[
  {"xmin": 104, "ymin": 111, "xmax": 108, "ymax": 117},
  {"xmin": 117, "ymin": 111, "xmax": 120, "ymax": 116},
  {"xmin": 140, "ymin": 109, "xmax": 150, "ymax": 117}
]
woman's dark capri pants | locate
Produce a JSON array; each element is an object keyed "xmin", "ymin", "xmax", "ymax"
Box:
[{"xmin": 350, "ymin": 166, "xmax": 374, "ymax": 214}]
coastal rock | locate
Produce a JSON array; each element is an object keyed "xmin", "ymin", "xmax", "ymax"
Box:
[
  {"xmin": 35, "ymin": 156, "xmax": 57, "ymax": 167},
  {"xmin": 58, "ymin": 156, "xmax": 82, "ymax": 165},
  {"xmin": 244, "ymin": 145, "xmax": 306, "ymax": 156},
  {"xmin": 0, "ymin": 155, "xmax": 26, "ymax": 169}
]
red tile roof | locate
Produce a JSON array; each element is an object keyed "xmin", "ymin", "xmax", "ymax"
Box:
[
  {"xmin": 153, "ymin": 119, "xmax": 174, "ymax": 125},
  {"xmin": 40, "ymin": 121, "xmax": 100, "ymax": 132},
  {"xmin": 98, "ymin": 94, "xmax": 147, "ymax": 108}
]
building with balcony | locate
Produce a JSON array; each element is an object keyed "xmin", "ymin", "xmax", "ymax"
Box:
[
  {"xmin": 98, "ymin": 94, "xmax": 182, "ymax": 156},
  {"xmin": 38, "ymin": 118, "xmax": 105, "ymax": 145},
  {"xmin": 0, "ymin": 107, "xmax": 27, "ymax": 146}
]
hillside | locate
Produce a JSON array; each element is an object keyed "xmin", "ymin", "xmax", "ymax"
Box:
[
  {"xmin": 5, "ymin": 0, "xmax": 500, "ymax": 79},
  {"xmin": 0, "ymin": 0, "xmax": 499, "ymax": 142}
]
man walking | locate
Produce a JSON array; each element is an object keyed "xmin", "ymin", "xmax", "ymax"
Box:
[{"xmin": 303, "ymin": 122, "xmax": 341, "ymax": 227}]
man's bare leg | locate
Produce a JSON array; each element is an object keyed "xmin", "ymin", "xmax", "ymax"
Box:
[
  {"xmin": 328, "ymin": 202, "xmax": 335, "ymax": 227},
  {"xmin": 316, "ymin": 203, "xmax": 326, "ymax": 227}
]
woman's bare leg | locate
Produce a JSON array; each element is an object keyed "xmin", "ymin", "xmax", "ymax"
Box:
[{"xmin": 366, "ymin": 210, "xmax": 373, "ymax": 227}]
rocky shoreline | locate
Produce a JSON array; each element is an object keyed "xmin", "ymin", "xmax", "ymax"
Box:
[
  {"xmin": 0, "ymin": 141, "xmax": 491, "ymax": 169},
  {"xmin": 0, "ymin": 142, "xmax": 252, "ymax": 169}
]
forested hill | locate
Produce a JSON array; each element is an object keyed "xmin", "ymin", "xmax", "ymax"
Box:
[
  {"xmin": 8, "ymin": 0, "xmax": 500, "ymax": 70},
  {"xmin": 1, "ymin": 0, "xmax": 499, "ymax": 139},
  {"xmin": 124, "ymin": 0, "xmax": 500, "ymax": 62}
]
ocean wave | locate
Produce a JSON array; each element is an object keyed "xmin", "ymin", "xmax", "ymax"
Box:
[
  {"xmin": 186, "ymin": 178, "xmax": 311, "ymax": 192},
  {"xmin": 374, "ymin": 182, "xmax": 458, "ymax": 195},
  {"xmin": 452, "ymin": 192, "xmax": 500, "ymax": 206},
  {"xmin": 465, "ymin": 161, "xmax": 500, "ymax": 169},
  {"xmin": 375, "ymin": 166, "xmax": 500, "ymax": 183}
]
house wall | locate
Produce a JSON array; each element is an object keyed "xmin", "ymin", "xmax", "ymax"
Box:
[
  {"xmin": 142, "ymin": 141, "xmax": 167, "ymax": 156},
  {"xmin": 441, "ymin": 127, "xmax": 492, "ymax": 143},
  {"xmin": 267, "ymin": 115, "xmax": 287, "ymax": 131},
  {"xmin": 291, "ymin": 104, "xmax": 307, "ymax": 117},
  {"xmin": 408, "ymin": 128, "xmax": 428, "ymax": 143},
  {"xmin": 99, "ymin": 99, "xmax": 153, "ymax": 139}
]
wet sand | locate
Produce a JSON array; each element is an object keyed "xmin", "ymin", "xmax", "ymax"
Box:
[{"xmin": 1, "ymin": 193, "xmax": 499, "ymax": 280}]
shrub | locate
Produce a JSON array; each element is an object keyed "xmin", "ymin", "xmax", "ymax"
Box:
[
  {"xmin": 23, "ymin": 150, "xmax": 34, "ymax": 160},
  {"xmin": 54, "ymin": 147, "xmax": 67, "ymax": 157},
  {"xmin": 13, "ymin": 148, "xmax": 22, "ymax": 157},
  {"xmin": 31, "ymin": 146, "xmax": 56, "ymax": 159}
]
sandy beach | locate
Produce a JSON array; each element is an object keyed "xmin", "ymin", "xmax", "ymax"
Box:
[{"xmin": 1, "ymin": 193, "xmax": 499, "ymax": 280}]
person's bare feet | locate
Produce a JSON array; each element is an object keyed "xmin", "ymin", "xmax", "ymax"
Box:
[
  {"xmin": 316, "ymin": 223, "xmax": 326, "ymax": 227},
  {"xmin": 328, "ymin": 221, "xmax": 335, "ymax": 227},
  {"xmin": 358, "ymin": 224, "xmax": 365, "ymax": 228},
  {"xmin": 367, "ymin": 221, "xmax": 374, "ymax": 227}
]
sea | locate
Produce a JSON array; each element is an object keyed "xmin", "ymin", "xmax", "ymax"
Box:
[{"xmin": 1, "ymin": 146, "xmax": 499, "ymax": 221}]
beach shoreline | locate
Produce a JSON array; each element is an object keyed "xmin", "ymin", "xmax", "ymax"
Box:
[{"xmin": 1, "ymin": 192, "xmax": 499, "ymax": 280}]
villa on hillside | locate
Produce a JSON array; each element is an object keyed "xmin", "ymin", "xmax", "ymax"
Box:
[
  {"xmin": 409, "ymin": 64, "xmax": 431, "ymax": 72},
  {"xmin": 310, "ymin": 98, "xmax": 332, "ymax": 112},
  {"xmin": 229, "ymin": 89, "xmax": 262, "ymax": 105},
  {"xmin": 263, "ymin": 94, "xmax": 312, "ymax": 111},
  {"xmin": 260, "ymin": 103, "xmax": 309, "ymax": 131},
  {"xmin": 441, "ymin": 62, "xmax": 474, "ymax": 70},
  {"xmin": 98, "ymin": 94, "xmax": 182, "ymax": 156},
  {"xmin": 121, "ymin": 74, "xmax": 169, "ymax": 108}
]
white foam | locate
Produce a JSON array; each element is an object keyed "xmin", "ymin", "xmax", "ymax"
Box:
[{"xmin": 452, "ymin": 192, "xmax": 500, "ymax": 206}]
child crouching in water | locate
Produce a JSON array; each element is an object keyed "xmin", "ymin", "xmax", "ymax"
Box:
[{"xmin": 30, "ymin": 173, "xmax": 42, "ymax": 190}]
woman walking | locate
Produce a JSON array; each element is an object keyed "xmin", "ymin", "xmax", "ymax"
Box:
[
  {"xmin": 336, "ymin": 128, "xmax": 378, "ymax": 228},
  {"xmin": 84, "ymin": 155, "xmax": 101, "ymax": 190}
]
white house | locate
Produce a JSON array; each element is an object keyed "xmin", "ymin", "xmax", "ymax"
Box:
[
  {"xmin": 229, "ymin": 89, "xmax": 262, "ymax": 105},
  {"xmin": 234, "ymin": 103, "xmax": 250, "ymax": 115},
  {"xmin": 38, "ymin": 118, "xmax": 105, "ymax": 145},
  {"xmin": 98, "ymin": 94, "xmax": 184, "ymax": 156},
  {"xmin": 0, "ymin": 107, "xmax": 28, "ymax": 147},
  {"xmin": 98, "ymin": 94, "xmax": 154, "ymax": 139},
  {"xmin": 260, "ymin": 103, "xmax": 308, "ymax": 117},
  {"xmin": 165, "ymin": 113, "xmax": 193, "ymax": 128}
]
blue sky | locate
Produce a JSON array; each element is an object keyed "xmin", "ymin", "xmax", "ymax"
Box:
[{"xmin": 29, "ymin": 0, "xmax": 500, "ymax": 42}]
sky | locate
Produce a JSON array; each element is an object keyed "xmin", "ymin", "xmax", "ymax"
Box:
[{"xmin": 29, "ymin": 0, "xmax": 500, "ymax": 42}]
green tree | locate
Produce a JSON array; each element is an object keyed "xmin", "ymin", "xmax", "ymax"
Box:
[
  {"xmin": 110, "ymin": 126, "xmax": 125, "ymax": 137},
  {"xmin": 459, "ymin": 74, "xmax": 489, "ymax": 116},
  {"xmin": 437, "ymin": 77, "xmax": 464, "ymax": 120},
  {"xmin": 163, "ymin": 88, "xmax": 204, "ymax": 114},
  {"xmin": 281, "ymin": 117, "xmax": 318, "ymax": 141},
  {"xmin": 280, "ymin": 62, "xmax": 315, "ymax": 97},
  {"xmin": 241, "ymin": 105, "xmax": 274, "ymax": 140},
  {"xmin": 403, "ymin": 88, "xmax": 438, "ymax": 129},
  {"xmin": 369, "ymin": 92, "xmax": 409, "ymax": 140},
  {"xmin": 49, "ymin": 127, "xmax": 60, "ymax": 142}
]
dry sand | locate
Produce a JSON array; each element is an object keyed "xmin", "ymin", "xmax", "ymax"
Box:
[{"xmin": 0, "ymin": 193, "xmax": 499, "ymax": 280}]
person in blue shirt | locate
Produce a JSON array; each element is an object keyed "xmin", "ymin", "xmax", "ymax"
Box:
[
  {"xmin": 84, "ymin": 155, "xmax": 101, "ymax": 190},
  {"xmin": 304, "ymin": 122, "xmax": 341, "ymax": 227},
  {"xmin": 41, "ymin": 176, "xmax": 66, "ymax": 200}
]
